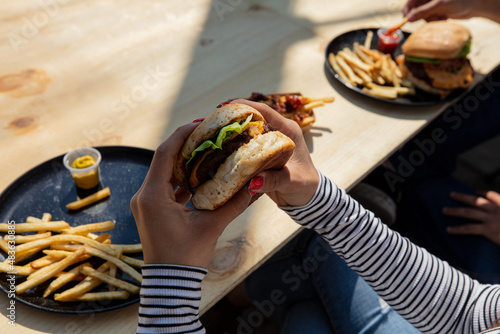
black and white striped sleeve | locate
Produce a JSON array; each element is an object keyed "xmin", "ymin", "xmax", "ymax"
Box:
[
  {"xmin": 137, "ymin": 264, "xmax": 207, "ymax": 333},
  {"xmin": 281, "ymin": 171, "xmax": 500, "ymax": 334}
]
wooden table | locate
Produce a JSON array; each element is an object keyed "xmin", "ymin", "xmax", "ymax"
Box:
[{"xmin": 1, "ymin": 0, "xmax": 500, "ymax": 332}]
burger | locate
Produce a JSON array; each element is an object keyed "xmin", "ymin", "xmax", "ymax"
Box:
[
  {"xmin": 400, "ymin": 21, "xmax": 474, "ymax": 98},
  {"xmin": 174, "ymin": 103, "xmax": 295, "ymax": 210}
]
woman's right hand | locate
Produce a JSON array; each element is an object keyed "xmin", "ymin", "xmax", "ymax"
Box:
[{"xmin": 233, "ymin": 99, "xmax": 320, "ymax": 208}]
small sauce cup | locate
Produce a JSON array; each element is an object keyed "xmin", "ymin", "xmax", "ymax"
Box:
[
  {"xmin": 377, "ymin": 28, "xmax": 403, "ymax": 54},
  {"xmin": 63, "ymin": 147, "xmax": 102, "ymax": 189}
]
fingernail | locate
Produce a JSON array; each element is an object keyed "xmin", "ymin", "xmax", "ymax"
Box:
[
  {"xmin": 217, "ymin": 100, "xmax": 232, "ymax": 108},
  {"xmin": 192, "ymin": 118, "xmax": 205, "ymax": 123},
  {"xmin": 249, "ymin": 176, "xmax": 264, "ymax": 191},
  {"xmin": 249, "ymin": 190, "xmax": 256, "ymax": 196}
]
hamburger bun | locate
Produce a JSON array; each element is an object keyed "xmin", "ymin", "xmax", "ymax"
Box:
[{"xmin": 402, "ymin": 21, "xmax": 471, "ymax": 59}]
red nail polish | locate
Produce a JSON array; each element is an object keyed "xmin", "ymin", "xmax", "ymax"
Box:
[
  {"xmin": 249, "ymin": 176, "xmax": 264, "ymax": 191},
  {"xmin": 192, "ymin": 118, "xmax": 205, "ymax": 123},
  {"xmin": 217, "ymin": 100, "xmax": 232, "ymax": 108}
]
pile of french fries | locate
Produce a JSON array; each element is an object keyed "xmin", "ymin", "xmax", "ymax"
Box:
[
  {"xmin": 0, "ymin": 213, "xmax": 142, "ymax": 302},
  {"xmin": 328, "ymin": 31, "xmax": 416, "ymax": 99}
]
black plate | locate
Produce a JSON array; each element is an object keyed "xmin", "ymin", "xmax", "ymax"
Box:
[
  {"xmin": 0, "ymin": 146, "xmax": 153, "ymax": 313},
  {"xmin": 325, "ymin": 28, "xmax": 465, "ymax": 105}
]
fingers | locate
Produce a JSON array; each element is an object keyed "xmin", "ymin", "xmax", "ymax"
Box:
[
  {"xmin": 446, "ymin": 223, "xmax": 486, "ymax": 236},
  {"xmin": 403, "ymin": 0, "xmax": 427, "ymax": 16},
  {"xmin": 484, "ymin": 190, "xmax": 500, "ymax": 206},
  {"xmin": 174, "ymin": 186, "xmax": 192, "ymax": 205},
  {"xmin": 407, "ymin": 0, "xmax": 445, "ymax": 21},
  {"xmin": 249, "ymin": 168, "xmax": 292, "ymax": 195},
  {"xmin": 148, "ymin": 122, "xmax": 199, "ymax": 180},
  {"xmin": 442, "ymin": 206, "xmax": 489, "ymax": 221},
  {"xmin": 449, "ymin": 192, "xmax": 496, "ymax": 210},
  {"xmin": 204, "ymin": 186, "xmax": 254, "ymax": 234}
]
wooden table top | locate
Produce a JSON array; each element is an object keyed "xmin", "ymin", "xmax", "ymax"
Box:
[{"xmin": 1, "ymin": 0, "xmax": 500, "ymax": 332}]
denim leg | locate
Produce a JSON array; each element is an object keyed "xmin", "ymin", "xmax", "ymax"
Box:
[
  {"xmin": 245, "ymin": 230, "xmax": 419, "ymax": 333},
  {"xmin": 280, "ymin": 299, "xmax": 335, "ymax": 334},
  {"xmin": 308, "ymin": 235, "xmax": 420, "ymax": 334}
]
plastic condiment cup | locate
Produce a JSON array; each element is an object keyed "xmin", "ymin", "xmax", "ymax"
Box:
[
  {"xmin": 63, "ymin": 147, "xmax": 102, "ymax": 189},
  {"xmin": 377, "ymin": 28, "xmax": 404, "ymax": 54}
]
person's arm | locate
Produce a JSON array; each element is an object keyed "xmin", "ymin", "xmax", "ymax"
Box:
[
  {"xmin": 235, "ymin": 101, "xmax": 500, "ymax": 333},
  {"xmin": 403, "ymin": 0, "xmax": 500, "ymax": 24},
  {"xmin": 280, "ymin": 172, "xmax": 500, "ymax": 334},
  {"xmin": 131, "ymin": 121, "xmax": 254, "ymax": 333}
]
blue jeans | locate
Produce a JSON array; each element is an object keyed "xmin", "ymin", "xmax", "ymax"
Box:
[{"xmin": 245, "ymin": 230, "xmax": 420, "ymax": 334}]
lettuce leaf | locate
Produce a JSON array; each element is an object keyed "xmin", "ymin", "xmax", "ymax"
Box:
[
  {"xmin": 186, "ymin": 114, "xmax": 252, "ymax": 167},
  {"xmin": 405, "ymin": 56, "xmax": 442, "ymax": 64},
  {"xmin": 457, "ymin": 39, "xmax": 472, "ymax": 58}
]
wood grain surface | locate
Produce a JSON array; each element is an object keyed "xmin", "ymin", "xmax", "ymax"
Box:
[{"xmin": 1, "ymin": 0, "xmax": 500, "ymax": 333}]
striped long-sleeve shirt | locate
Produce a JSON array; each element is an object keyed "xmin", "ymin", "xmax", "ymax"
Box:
[{"xmin": 137, "ymin": 172, "xmax": 500, "ymax": 333}]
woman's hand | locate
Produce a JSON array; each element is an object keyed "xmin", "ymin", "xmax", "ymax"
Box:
[
  {"xmin": 233, "ymin": 99, "xmax": 319, "ymax": 208},
  {"xmin": 404, "ymin": 0, "xmax": 474, "ymax": 22},
  {"xmin": 444, "ymin": 190, "xmax": 500, "ymax": 246},
  {"xmin": 130, "ymin": 122, "xmax": 254, "ymax": 268},
  {"xmin": 403, "ymin": 0, "xmax": 500, "ymax": 23}
]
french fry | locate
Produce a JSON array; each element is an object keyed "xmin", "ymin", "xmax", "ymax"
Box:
[
  {"xmin": 120, "ymin": 255, "xmax": 144, "ymax": 268},
  {"xmin": 81, "ymin": 266, "xmax": 140, "ymax": 294},
  {"xmin": 364, "ymin": 30, "xmax": 374, "ymax": 48},
  {"xmin": 0, "ymin": 262, "xmax": 34, "ymax": 275},
  {"xmin": 73, "ymin": 291, "xmax": 130, "ymax": 301},
  {"xmin": 336, "ymin": 56, "xmax": 363, "ymax": 85},
  {"xmin": 108, "ymin": 264, "xmax": 117, "ymax": 291},
  {"xmin": 362, "ymin": 87, "xmax": 398, "ymax": 99},
  {"xmin": 8, "ymin": 232, "xmax": 52, "ymax": 244},
  {"xmin": 50, "ymin": 243, "xmax": 83, "ymax": 252},
  {"xmin": 353, "ymin": 67, "xmax": 373, "ymax": 84},
  {"xmin": 114, "ymin": 243, "xmax": 143, "ymax": 253},
  {"xmin": 0, "ymin": 238, "xmax": 9, "ymax": 253},
  {"xmin": 338, "ymin": 50, "xmax": 372, "ymax": 72},
  {"xmin": 30, "ymin": 254, "xmax": 68, "ymax": 269},
  {"xmin": 43, "ymin": 262, "xmax": 91, "ymax": 298},
  {"xmin": 55, "ymin": 262, "xmax": 111, "ymax": 301},
  {"xmin": 41, "ymin": 213, "xmax": 52, "ymax": 222},
  {"xmin": 17, "ymin": 248, "xmax": 86, "ymax": 294},
  {"xmin": 0, "ymin": 221, "xmax": 70, "ymax": 233},
  {"xmin": 353, "ymin": 42, "xmax": 374, "ymax": 65},
  {"xmin": 61, "ymin": 220, "xmax": 115, "ymax": 235},
  {"xmin": 328, "ymin": 53, "xmax": 350, "ymax": 83},
  {"xmin": 83, "ymin": 246, "xmax": 142, "ymax": 283},
  {"xmin": 16, "ymin": 234, "xmax": 116, "ymax": 256},
  {"xmin": 66, "ymin": 187, "xmax": 110, "ymax": 210}
]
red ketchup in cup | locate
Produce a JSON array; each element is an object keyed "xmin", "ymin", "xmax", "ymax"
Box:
[{"xmin": 377, "ymin": 28, "xmax": 403, "ymax": 54}]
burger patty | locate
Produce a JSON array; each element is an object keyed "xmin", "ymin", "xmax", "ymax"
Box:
[
  {"xmin": 404, "ymin": 58, "xmax": 473, "ymax": 88},
  {"xmin": 194, "ymin": 123, "xmax": 274, "ymax": 186}
]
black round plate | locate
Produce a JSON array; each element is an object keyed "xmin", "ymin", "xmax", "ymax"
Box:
[
  {"xmin": 0, "ymin": 146, "xmax": 153, "ymax": 313},
  {"xmin": 324, "ymin": 27, "xmax": 465, "ymax": 105}
]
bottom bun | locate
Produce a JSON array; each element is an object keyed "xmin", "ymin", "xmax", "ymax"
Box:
[
  {"xmin": 192, "ymin": 131, "xmax": 295, "ymax": 210},
  {"xmin": 403, "ymin": 64, "xmax": 451, "ymax": 99}
]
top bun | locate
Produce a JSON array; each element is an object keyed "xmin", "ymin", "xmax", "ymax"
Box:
[{"xmin": 401, "ymin": 21, "xmax": 471, "ymax": 59}]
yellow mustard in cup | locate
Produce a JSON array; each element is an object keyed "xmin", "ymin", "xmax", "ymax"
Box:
[{"xmin": 63, "ymin": 148, "xmax": 102, "ymax": 189}]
